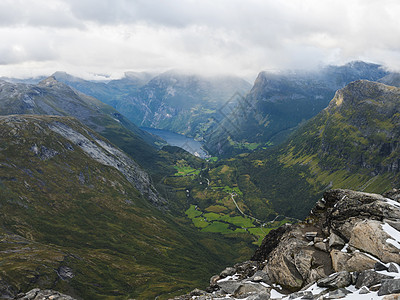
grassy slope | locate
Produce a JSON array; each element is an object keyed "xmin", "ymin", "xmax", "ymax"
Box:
[
  {"xmin": 220, "ymin": 81, "xmax": 400, "ymax": 219},
  {"xmin": 0, "ymin": 116, "xmax": 253, "ymax": 299}
]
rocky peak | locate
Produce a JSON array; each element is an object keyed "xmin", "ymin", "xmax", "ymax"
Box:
[{"xmin": 327, "ymin": 80, "xmax": 400, "ymax": 111}]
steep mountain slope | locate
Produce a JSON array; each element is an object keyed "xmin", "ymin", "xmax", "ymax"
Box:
[
  {"xmin": 205, "ymin": 61, "xmax": 389, "ymax": 156},
  {"xmin": 0, "ymin": 115, "xmax": 253, "ymax": 299},
  {"xmin": 0, "ymin": 77, "xmax": 164, "ymax": 171},
  {"xmin": 54, "ymin": 70, "xmax": 251, "ymax": 139},
  {"xmin": 129, "ymin": 71, "xmax": 251, "ymax": 137},
  {"xmin": 181, "ymin": 80, "xmax": 400, "ymax": 222}
]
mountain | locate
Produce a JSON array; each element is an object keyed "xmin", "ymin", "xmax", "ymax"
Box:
[
  {"xmin": 204, "ymin": 61, "xmax": 389, "ymax": 156},
  {"xmin": 173, "ymin": 80, "xmax": 400, "ymax": 224},
  {"xmin": 0, "ymin": 115, "xmax": 254, "ymax": 299},
  {"xmin": 128, "ymin": 71, "xmax": 252, "ymax": 137},
  {"xmin": 0, "ymin": 77, "xmax": 164, "ymax": 171},
  {"xmin": 174, "ymin": 188, "xmax": 400, "ymax": 299},
  {"xmin": 54, "ymin": 70, "xmax": 252, "ymax": 140},
  {"xmin": 52, "ymin": 71, "xmax": 153, "ymax": 108}
]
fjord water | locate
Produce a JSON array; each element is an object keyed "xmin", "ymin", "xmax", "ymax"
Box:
[{"xmin": 141, "ymin": 127, "xmax": 208, "ymax": 158}]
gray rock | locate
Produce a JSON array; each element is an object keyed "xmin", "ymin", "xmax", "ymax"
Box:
[
  {"xmin": 16, "ymin": 289, "xmax": 76, "ymax": 300},
  {"xmin": 378, "ymin": 278, "xmax": 400, "ymax": 296},
  {"xmin": 351, "ymin": 272, "xmax": 358, "ymax": 285},
  {"xmin": 249, "ymin": 270, "xmax": 270, "ymax": 283},
  {"xmin": 57, "ymin": 266, "xmax": 74, "ymax": 280},
  {"xmin": 388, "ymin": 263, "xmax": 400, "ymax": 273},
  {"xmin": 317, "ymin": 271, "xmax": 352, "ymax": 289},
  {"xmin": 217, "ymin": 280, "xmax": 241, "ymax": 294},
  {"xmin": 246, "ymin": 293, "xmax": 270, "ymax": 300},
  {"xmin": 288, "ymin": 291, "xmax": 313, "ymax": 299},
  {"xmin": 220, "ymin": 267, "xmax": 236, "ymax": 278},
  {"xmin": 375, "ymin": 262, "xmax": 389, "ymax": 271},
  {"xmin": 234, "ymin": 283, "xmax": 269, "ymax": 297},
  {"xmin": 324, "ymin": 288, "xmax": 351, "ymax": 299},
  {"xmin": 314, "ymin": 242, "xmax": 328, "ymax": 252},
  {"xmin": 234, "ymin": 261, "xmax": 259, "ymax": 278},
  {"xmin": 210, "ymin": 275, "xmax": 220, "ymax": 286},
  {"xmin": 358, "ymin": 286, "xmax": 370, "ymax": 294},
  {"xmin": 329, "ymin": 233, "xmax": 345, "ymax": 249},
  {"xmin": 314, "ymin": 237, "xmax": 324, "ymax": 243},
  {"xmin": 355, "ymin": 270, "xmax": 394, "ymax": 289}
]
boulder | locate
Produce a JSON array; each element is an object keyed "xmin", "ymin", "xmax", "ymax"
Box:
[
  {"xmin": 375, "ymin": 262, "xmax": 389, "ymax": 271},
  {"xmin": 317, "ymin": 271, "xmax": 352, "ymax": 289},
  {"xmin": 220, "ymin": 267, "xmax": 236, "ymax": 278},
  {"xmin": 234, "ymin": 283, "xmax": 269, "ymax": 297},
  {"xmin": 326, "ymin": 190, "xmax": 400, "ymax": 240},
  {"xmin": 329, "ymin": 233, "xmax": 346, "ymax": 249},
  {"xmin": 288, "ymin": 291, "xmax": 313, "ymax": 299},
  {"xmin": 330, "ymin": 250, "xmax": 376, "ymax": 272},
  {"xmin": 234, "ymin": 261, "xmax": 259, "ymax": 279},
  {"xmin": 355, "ymin": 270, "xmax": 394, "ymax": 289},
  {"xmin": 324, "ymin": 288, "xmax": 351, "ymax": 299},
  {"xmin": 210, "ymin": 275, "xmax": 220, "ymax": 286},
  {"xmin": 358, "ymin": 286, "xmax": 370, "ymax": 294},
  {"xmin": 389, "ymin": 263, "xmax": 400, "ymax": 273},
  {"xmin": 217, "ymin": 280, "xmax": 241, "ymax": 294},
  {"xmin": 349, "ymin": 220, "xmax": 400, "ymax": 264},
  {"xmin": 249, "ymin": 270, "xmax": 270, "ymax": 283},
  {"xmin": 378, "ymin": 279, "xmax": 400, "ymax": 296},
  {"xmin": 314, "ymin": 242, "xmax": 328, "ymax": 252}
]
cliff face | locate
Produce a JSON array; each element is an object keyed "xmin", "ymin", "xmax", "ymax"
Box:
[
  {"xmin": 204, "ymin": 61, "xmax": 389, "ymax": 156},
  {"xmin": 175, "ymin": 188, "xmax": 400, "ymax": 299}
]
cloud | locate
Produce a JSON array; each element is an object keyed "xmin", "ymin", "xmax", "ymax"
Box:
[{"xmin": 0, "ymin": 0, "xmax": 400, "ymax": 79}]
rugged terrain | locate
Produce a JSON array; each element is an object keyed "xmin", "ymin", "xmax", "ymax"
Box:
[
  {"xmin": 0, "ymin": 115, "xmax": 253, "ymax": 299},
  {"xmin": 53, "ymin": 70, "xmax": 251, "ymax": 139},
  {"xmin": 205, "ymin": 61, "xmax": 389, "ymax": 156},
  {"xmin": 175, "ymin": 188, "xmax": 400, "ymax": 299},
  {"xmin": 189, "ymin": 80, "xmax": 400, "ymax": 221},
  {"xmin": 0, "ymin": 77, "xmax": 164, "ymax": 171}
]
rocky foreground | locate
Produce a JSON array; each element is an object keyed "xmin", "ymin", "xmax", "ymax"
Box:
[{"xmin": 174, "ymin": 189, "xmax": 400, "ymax": 300}]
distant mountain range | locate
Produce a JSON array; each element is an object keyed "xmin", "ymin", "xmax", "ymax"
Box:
[
  {"xmin": 204, "ymin": 61, "xmax": 389, "ymax": 156},
  {"xmin": 51, "ymin": 70, "xmax": 252, "ymax": 140}
]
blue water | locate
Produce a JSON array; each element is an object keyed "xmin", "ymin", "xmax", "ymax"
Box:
[{"xmin": 141, "ymin": 127, "xmax": 208, "ymax": 158}]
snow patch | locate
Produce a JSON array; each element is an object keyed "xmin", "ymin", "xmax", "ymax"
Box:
[
  {"xmin": 217, "ymin": 274, "xmax": 240, "ymax": 283},
  {"xmin": 382, "ymin": 223, "xmax": 400, "ymax": 250},
  {"xmin": 385, "ymin": 198, "xmax": 400, "ymax": 209},
  {"xmin": 270, "ymin": 288, "xmax": 286, "ymax": 299}
]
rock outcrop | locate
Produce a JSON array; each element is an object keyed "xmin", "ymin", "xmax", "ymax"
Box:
[
  {"xmin": 173, "ymin": 188, "xmax": 400, "ymax": 299},
  {"xmin": 16, "ymin": 289, "xmax": 76, "ymax": 300}
]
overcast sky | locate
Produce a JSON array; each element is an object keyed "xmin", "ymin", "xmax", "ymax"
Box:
[{"xmin": 1, "ymin": 0, "xmax": 400, "ymax": 80}]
